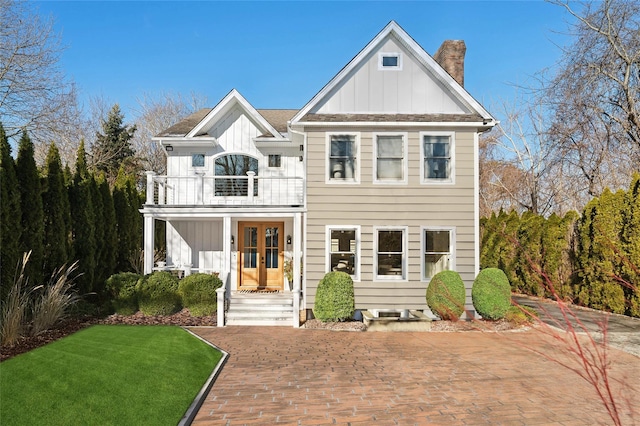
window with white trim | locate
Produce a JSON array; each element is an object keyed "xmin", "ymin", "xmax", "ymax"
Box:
[
  {"xmin": 375, "ymin": 227, "xmax": 407, "ymax": 280},
  {"xmin": 378, "ymin": 52, "xmax": 402, "ymax": 70},
  {"xmin": 191, "ymin": 153, "xmax": 205, "ymax": 168},
  {"xmin": 422, "ymin": 228, "xmax": 454, "ymax": 280},
  {"xmin": 328, "ymin": 134, "xmax": 358, "ymax": 182},
  {"xmin": 268, "ymin": 154, "xmax": 281, "ymax": 168},
  {"xmin": 328, "ymin": 227, "xmax": 358, "ymax": 278},
  {"xmin": 421, "ymin": 133, "xmax": 454, "ymax": 182},
  {"xmin": 374, "ymin": 134, "xmax": 406, "ymax": 183}
]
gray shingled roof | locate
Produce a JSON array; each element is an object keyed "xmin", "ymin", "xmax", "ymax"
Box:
[
  {"xmin": 300, "ymin": 113, "xmax": 485, "ymax": 123},
  {"xmin": 156, "ymin": 108, "xmax": 299, "ymax": 138},
  {"xmin": 155, "ymin": 108, "xmax": 212, "ymax": 137},
  {"xmin": 257, "ymin": 109, "xmax": 298, "ymax": 134}
]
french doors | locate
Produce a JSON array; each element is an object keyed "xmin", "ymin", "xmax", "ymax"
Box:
[{"xmin": 238, "ymin": 222, "xmax": 284, "ymax": 290}]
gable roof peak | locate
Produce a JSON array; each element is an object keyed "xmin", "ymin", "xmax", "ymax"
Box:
[{"xmin": 290, "ymin": 21, "xmax": 494, "ymax": 125}]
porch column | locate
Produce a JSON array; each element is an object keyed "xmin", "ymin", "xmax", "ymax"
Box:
[
  {"xmin": 143, "ymin": 215, "xmax": 155, "ymax": 274},
  {"xmin": 292, "ymin": 212, "xmax": 302, "ymax": 327},
  {"xmin": 145, "ymin": 171, "xmax": 155, "ymax": 204},
  {"xmin": 218, "ymin": 215, "xmax": 232, "ymax": 327}
]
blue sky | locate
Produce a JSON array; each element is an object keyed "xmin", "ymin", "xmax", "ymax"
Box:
[{"xmin": 35, "ymin": 1, "xmax": 575, "ymax": 122}]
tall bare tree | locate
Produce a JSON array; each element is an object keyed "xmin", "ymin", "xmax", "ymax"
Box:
[
  {"xmin": 0, "ymin": 0, "xmax": 80, "ymax": 151},
  {"xmin": 131, "ymin": 91, "xmax": 208, "ymax": 175},
  {"xmin": 545, "ymin": 0, "xmax": 639, "ymax": 197}
]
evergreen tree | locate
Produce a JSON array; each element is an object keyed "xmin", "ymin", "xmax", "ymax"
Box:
[
  {"xmin": 515, "ymin": 211, "xmax": 545, "ymax": 296},
  {"xmin": 541, "ymin": 211, "xmax": 579, "ymax": 300},
  {"xmin": 113, "ymin": 167, "xmax": 142, "ymax": 272},
  {"xmin": 97, "ymin": 175, "xmax": 117, "ymax": 281},
  {"xmin": 68, "ymin": 141, "xmax": 96, "ymax": 294},
  {"xmin": 42, "ymin": 143, "xmax": 71, "ymax": 278},
  {"xmin": 622, "ymin": 174, "xmax": 640, "ymax": 316},
  {"xmin": 16, "ymin": 130, "xmax": 44, "ymax": 285},
  {"xmin": 577, "ymin": 189, "xmax": 626, "ymax": 314},
  {"xmin": 0, "ymin": 123, "xmax": 22, "ymax": 298},
  {"xmin": 91, "ymin": 104, "xmax": 137, "ymax": 184}
]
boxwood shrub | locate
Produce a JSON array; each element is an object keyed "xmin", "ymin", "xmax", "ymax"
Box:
[
  {"xmin": 105, "ymin": 272, "xmax": 142, "ymax": 315},
  {"xmin": 472, "ymin": 268, "xmax": 512, "ymax": 320},
  {"xmin": 313, "ymin": 271, "xmax": 355, "ymax": 322},
  {"xmin": 178, "ymin": 273, "xmax": 223, "ymax": 317},
  {"xmin": 426, "ymin": 270, "xmax": 466, "ymax": 320},
  {"xmin": 137, "ymin": 271, "xmax": 181, "ymax": 315}
]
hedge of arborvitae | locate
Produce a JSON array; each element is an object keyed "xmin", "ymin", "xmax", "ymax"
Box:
[
  {"xmin": 0, "ymin": 127, "xmax": 144, "ymax": 306},
  {"xmin": 481, "ymin": 174, "xmax": 640, "ymax": 317}
]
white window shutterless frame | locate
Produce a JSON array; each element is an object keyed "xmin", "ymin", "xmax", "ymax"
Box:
[{"xmin": 373, "ymin": 133, "xmax": 408, "ymax": 184}]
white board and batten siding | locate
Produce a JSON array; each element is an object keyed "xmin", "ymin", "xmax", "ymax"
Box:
[
  {"xmin": 312, "ymin": 37, "xmax": 470, "ymax": 115},
  {"xmin": 165, "ymin": 105, "xmax": 302, "ymax": 205},
  {"xmin": 167, "ymin": 220, "xmax": 224, "ymax": 273},
  {"xmin": 304, "ymin": 129, "xmax": 477, "ymax": 311}
]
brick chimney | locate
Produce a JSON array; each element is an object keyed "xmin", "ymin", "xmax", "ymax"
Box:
[{"xmin": 434, "ymin": 40, "xmax": 466, "ymax": 87}]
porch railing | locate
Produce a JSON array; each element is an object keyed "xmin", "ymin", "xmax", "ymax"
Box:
[{"xmin": 145, "ymin": 171, "xmax": 304, "ymax": 206}]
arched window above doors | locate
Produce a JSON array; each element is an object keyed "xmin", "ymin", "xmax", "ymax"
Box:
[{"xmin": 214, "ymin": 154, "xmax": 258, "ymax": 196}]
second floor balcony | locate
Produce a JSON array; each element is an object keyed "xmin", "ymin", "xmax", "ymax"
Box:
[{"xmin": 145, "ymin": 171, "xmax": 304, "ymax": 207}]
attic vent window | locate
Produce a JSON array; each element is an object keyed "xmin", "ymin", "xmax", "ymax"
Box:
[{"xmin": 379, "ymin": 52, "xmax": 402, "ymax": 70}]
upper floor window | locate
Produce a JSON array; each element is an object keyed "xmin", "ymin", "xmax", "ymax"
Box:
[
  {"xmin": 192, "ymin": 153, "xmax": 205, "ymax": 168},
  {"xmin": 268, "ymin": 154, "xmax": 281, "ymax": 168},
  {"xmin": 374, "ymin": 133, "xmax": 407, "ymax": 183},
  {"xmin": 421, "ymin": 132, "xmax": 454, "ymax": 183},
  {"xmin": 378, "ymin": 52, "xmax": 402, "ymax": 70},
  {"xmin": 328, "ymin": 134, "xmax": 359, "ymax": 183},
  {"xmin": 214, "ymin": 154, "xmax": 258, "ymax": 196}
]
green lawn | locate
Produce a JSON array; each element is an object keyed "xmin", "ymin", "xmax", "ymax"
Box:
[{"xmin": 0, "ymin": 325, "xmax": 223, "ymax": 426}]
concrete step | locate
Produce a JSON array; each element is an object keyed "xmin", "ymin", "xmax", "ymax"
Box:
[
  {"xmin": 230, "ymin": 295, "xmax": 294, "ymax": 305},
  {"xmin": 226, "ymin": 292, "xmax": 297, "ymax": 326}
]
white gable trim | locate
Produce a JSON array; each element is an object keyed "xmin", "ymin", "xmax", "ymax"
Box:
[
  {"xmin": 187, "ymin": 89, "xmax": 282, "ymax": 139},
  {"xmin": 290, "ymin": 21, "xmax": 494, "ymax": 125}
]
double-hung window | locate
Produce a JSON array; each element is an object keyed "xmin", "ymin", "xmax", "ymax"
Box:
[
  {"xmin": 328, "ymin": 134, "xmax": 358, "ymax": 182},
  {"xmin": 327, "ymin": 227, "xmax": 359, "ymax": 280},
  {"xmin": 421, "ymin": 132, "xmax": 454, "ymax": 183},
  {"xmin": 375, "ymin": 227, "xmax": 407, "ymax": 280},
  {"xmin": 422, "ymin": 227, "xmax": 455, "ymax": 280},
  {"xmin": 374, "ymin": 133, "xmax": 407, "ymax": 183}
]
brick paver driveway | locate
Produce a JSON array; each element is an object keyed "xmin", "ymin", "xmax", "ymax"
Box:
[{"xmin": 189, "ymin": 327, "xmax": 639, "ymax": 425}]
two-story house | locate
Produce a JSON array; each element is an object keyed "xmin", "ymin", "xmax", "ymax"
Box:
[{"xmin": 140, "ymin": 21, "xmax": 495, "ymax": 327}]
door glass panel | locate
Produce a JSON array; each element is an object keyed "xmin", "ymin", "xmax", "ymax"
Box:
[
  {"xmin": 243, "ymin": 227, "xmax": 258, "ymax": 268},
  {"xmin": 265, "ymin": 227, "xmax": 279, "ymax": 269}
]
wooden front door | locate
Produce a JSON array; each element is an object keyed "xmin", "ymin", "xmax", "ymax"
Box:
[{"xmin": 238, "ymin": 222, "xmax": 284, "ymax": 290}]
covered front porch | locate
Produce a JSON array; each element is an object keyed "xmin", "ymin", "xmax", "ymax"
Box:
[{"xmin": 140, "ymin": 208, "xmax": 304, "ymax": 327}]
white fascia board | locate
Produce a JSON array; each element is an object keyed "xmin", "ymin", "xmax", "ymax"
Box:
[
  {"xmin": 253, "ymin": 137, "xmax": 292, "ymax": 143},
  {"xmin": 152, "ymin": 137, "xmax": 218, "ymax": 148},
  {"xmin": 291, "ymin": 121, "xmax": 495, "ymax": 130},
  {"xmin": 140, "ymin": 207, "xmax": 305, "ymax": 219},
  {"xmin": 187, "ymin": 89, "xmax": 283, "ymax": 139},
  {"xmin": 290, "ymin": 20, "xmax": 495, "ymax": 124}
]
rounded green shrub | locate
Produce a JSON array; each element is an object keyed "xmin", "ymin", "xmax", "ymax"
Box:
[
  {"xmin": 137, "ymin": 271, "xmax": 181, "ymax": 315},
  {"xmin": 105, "ymin": 272, "xmax": 142, "ymax": 315},
  {"xmin": 313, "ymin": 271, "xmax": 355, "ymax": 322},
  {"xmin": 178, "ymin": 273, "xmax": 223, "ymax": 317},
  {"xmin": 472, "ymin": 268, "xmax": 512, "ymax": 320},
  {"xmin": 426, "ymin": 270, "xmax": 466, "ymax": 320}
]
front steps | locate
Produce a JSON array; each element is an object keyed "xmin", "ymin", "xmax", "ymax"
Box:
[{"xmin": 225, "ymin": 292, "xmax": 295, "ymax": 326}]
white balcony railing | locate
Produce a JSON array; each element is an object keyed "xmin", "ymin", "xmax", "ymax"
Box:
[{"xmin": 145, "ymin": 171, "xmax": 304, "ymax": 206}]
